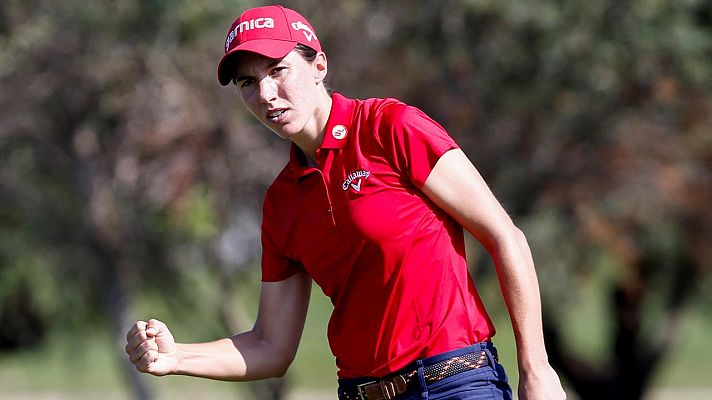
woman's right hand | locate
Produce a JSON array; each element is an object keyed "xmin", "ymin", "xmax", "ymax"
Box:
[{"xmin": 125, "ymin": 318, "xmax": 178, "ymax": 376}]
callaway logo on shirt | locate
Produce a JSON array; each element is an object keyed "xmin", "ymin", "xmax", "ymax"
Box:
[{"xmin": 342, "ymin": 170, "xmax": 370, "ymax": 192}]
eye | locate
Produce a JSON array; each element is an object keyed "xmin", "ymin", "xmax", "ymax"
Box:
[
  {"xmin": 270, "ymin": 66, "xmax": 287, "ymax": 76},
  {"xmin": 234, "ymin": 77, "xmax": 256, "ymax": 88}
]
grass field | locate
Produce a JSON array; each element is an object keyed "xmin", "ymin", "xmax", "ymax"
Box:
[{"xmin": 1, "ymin": 282, "xmax": 711, "ymax": 399}]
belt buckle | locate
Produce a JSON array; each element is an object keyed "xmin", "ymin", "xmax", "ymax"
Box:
[
  {"xmin": 355, "ymin": 380, "xmax": 377, "ymax": 400},
  {"xmin": 355, "ymin": 378, "xmax": 402, "ymax": 400}
]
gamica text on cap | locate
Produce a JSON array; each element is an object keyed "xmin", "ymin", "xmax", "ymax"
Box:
[{"xmin": 217, "ymin": 5, "xmax": 322, "ymax": 86}]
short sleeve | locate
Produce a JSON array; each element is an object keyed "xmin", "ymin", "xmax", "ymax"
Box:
[
  {"xmin": 376, "ymin": 104, "xmax": 459, "ymax": 188},
  {"xmin": 260, "ymin": 195, "xmax": 301, "ymax": 282}
]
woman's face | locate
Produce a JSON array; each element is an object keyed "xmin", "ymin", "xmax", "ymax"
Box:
[{"xmin": 234, "ymin": 49, "xmax": 327, "ymax": 140}]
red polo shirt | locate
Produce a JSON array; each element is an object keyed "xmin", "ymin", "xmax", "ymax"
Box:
[{"xmin": 261, "ymin": 93, "xmax": 495, "ymax": 378}]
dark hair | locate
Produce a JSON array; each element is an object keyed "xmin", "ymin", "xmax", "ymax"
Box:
[
  {"xmin": 231, "ymin": 44, "xmax": 332, "ymax": 93},
  {"xmin": 294, "ymin": 44, "xmax": 332, "ymax": 94},
  {"xmin": 230, "ymin": 45, "xmax": 316, "ymax": 86},
  {"xmin": 294, "ymin": 44, "xmax": 318, "ymax": 62}
]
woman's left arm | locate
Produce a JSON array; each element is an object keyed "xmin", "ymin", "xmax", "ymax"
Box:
[{"xmin": 422, "ymin": 148, "xmax": 566, "ymax": 400}]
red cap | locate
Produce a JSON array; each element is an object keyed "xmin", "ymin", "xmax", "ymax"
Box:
[{"xmin": 217, "ymin": 5, "xmax": 322, "ymax": 86}]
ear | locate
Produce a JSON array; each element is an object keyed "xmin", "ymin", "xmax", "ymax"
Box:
[{"xmin": 313, "ymin": 52, "xmax": 328, "ymax": 84}]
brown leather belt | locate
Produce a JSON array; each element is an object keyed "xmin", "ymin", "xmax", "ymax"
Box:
[{"xmin": 338, "ymin": 350, "xmax": 491, "ymax": 400}]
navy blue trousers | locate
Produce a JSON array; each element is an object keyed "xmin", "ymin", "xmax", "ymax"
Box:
[{"xmin": 338, "ymin": 342, "xmax": 513, "ymax": 400}]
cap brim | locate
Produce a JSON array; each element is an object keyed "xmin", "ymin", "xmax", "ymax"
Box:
[{"xmin": 217, "ymin": 40, "xmax": 298, "ymax": 86}]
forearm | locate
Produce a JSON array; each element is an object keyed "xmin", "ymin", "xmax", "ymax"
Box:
[
  {"xmin": 421, "ymin": 150, "xmax": 565, "ymax": 398},
  {"xmin": 490, "ymin": 227, "xmax": 549, "ymax": 371},
  {"xmin": 175, "ymin": 329, "xmax": 291, "ymax": 381},
  {"xmin": 173, "ymin": 275, "xmax": 311, "ymax": 381}
]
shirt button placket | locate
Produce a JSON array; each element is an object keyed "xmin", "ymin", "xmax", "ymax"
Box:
[{"xmin": 318, "ymin": 173, "xmax": 337, "ymax": 230}]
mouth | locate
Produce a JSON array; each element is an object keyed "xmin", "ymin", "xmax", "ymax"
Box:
[{"xmin": 266, "ymin": 109, "xmax": 288, "ymax": 124}]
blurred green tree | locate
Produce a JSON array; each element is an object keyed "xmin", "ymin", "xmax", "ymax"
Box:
[
  {"xmin": 0, "ymin": 0, "xmax": 285, "ymax": 398},
  {"xmin": 1, "ymin": 0, "xmax": 710, "ymax": 399},
  {"xmin": 336, "ymin": 1, "xmax": 711, "ymax": 398}
]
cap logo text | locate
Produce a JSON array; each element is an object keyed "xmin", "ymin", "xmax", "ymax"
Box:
[
  {"xmin": 291, "ymin": 21, "xmax": 316, "ymax": 42},
  {"xmin": 226, "ymin": 17, "xmax": 275, "ymax": 51}
]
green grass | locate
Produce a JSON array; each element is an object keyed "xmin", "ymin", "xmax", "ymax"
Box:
[
  {"xmin": 653, "ymin": 307, "xmax": 712, "ymax": 388},
  {"xmin": 0, "ymin": 282, "xmax": 337, "ymax": 398},
  {"xmin": 289, "ymin": 285, "xmax": 338, "ymax": 389},
  {"xmin": 0, "ymin": 330, "xmax": 130, "ymax": 396},
  {"xmin": 0, "ymin": 280, "xmax": 710, "ymax": 398}
]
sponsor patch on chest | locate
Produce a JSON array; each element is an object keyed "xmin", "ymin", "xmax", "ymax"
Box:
[{"xmin": 342, "ymin": 169, "xmax": 370, "ymax": 192}]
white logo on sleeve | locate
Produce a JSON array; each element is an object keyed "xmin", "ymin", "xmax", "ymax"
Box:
[
  {"xmin": 342, "ymin": 170, "xmax": 370, "ymax": 192},
  {"xmin": 291, "ymin": 21, "xmax": 316, "ymax": 42}
]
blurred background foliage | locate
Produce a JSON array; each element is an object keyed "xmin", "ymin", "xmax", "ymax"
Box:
[{"xmin": 1, "ymin": 0, "xmax": 711, "ymax": 399}]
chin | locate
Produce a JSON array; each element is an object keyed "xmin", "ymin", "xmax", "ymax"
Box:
[
  {"xmin": 262, "ymin": 122, "xmax": 289, "ymax": 138},
  {"xmin": 276, "ymin": 125, "xmax": 303, "ymax": 139}
]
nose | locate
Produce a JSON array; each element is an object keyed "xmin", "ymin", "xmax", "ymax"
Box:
[{"xmin": 258, "ymin": 77, "xmax": 277, "ymax": 104}]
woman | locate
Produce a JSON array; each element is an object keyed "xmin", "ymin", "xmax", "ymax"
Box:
[{"xmin": 125, "ymin": 5, "xmax": 566, "ymax": 400}]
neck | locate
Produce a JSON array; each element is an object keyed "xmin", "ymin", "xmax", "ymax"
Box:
[{"xmin": 291, "ymin": 86, "xmax": 333, "ymax": 163}]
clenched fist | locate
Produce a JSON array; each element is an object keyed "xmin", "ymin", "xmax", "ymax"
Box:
[{"xmin": 125, "ymin": 319, "xmax": 178, "ymax": 376}]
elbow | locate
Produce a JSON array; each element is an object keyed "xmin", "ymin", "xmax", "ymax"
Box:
[
  {"xmin": 247, "ymin": 349, "xmax": 294, "ymax": 379},
  {"xmin": 262, "ymin": 342, "xmax": 298, "ymax": 378},
  {"xmin": 250, "ymin": 322, "xmax": 298, "ymax": 379},
  {"xmin": 511, "ymin": 225, "xmax": 528, "ymax": 245},
  {"xmin": 486, "ymin": 223, "xmax": 529, "ymax": 256},
  {"xmin": 506, "ymin": 224, "xmax": 530, "ymax": 254},
  {"xmin": 271, "ymin": 354, "xmax": 295, "ymax": 378},
  {"xmin": 272, "ymin": 366, "xmax": 290, "ymax": 378}
]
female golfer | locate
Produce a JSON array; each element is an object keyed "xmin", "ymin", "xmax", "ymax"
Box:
[{"xmin": 126, "ymin": 5, "xmax": 566, "ymax": 400}]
